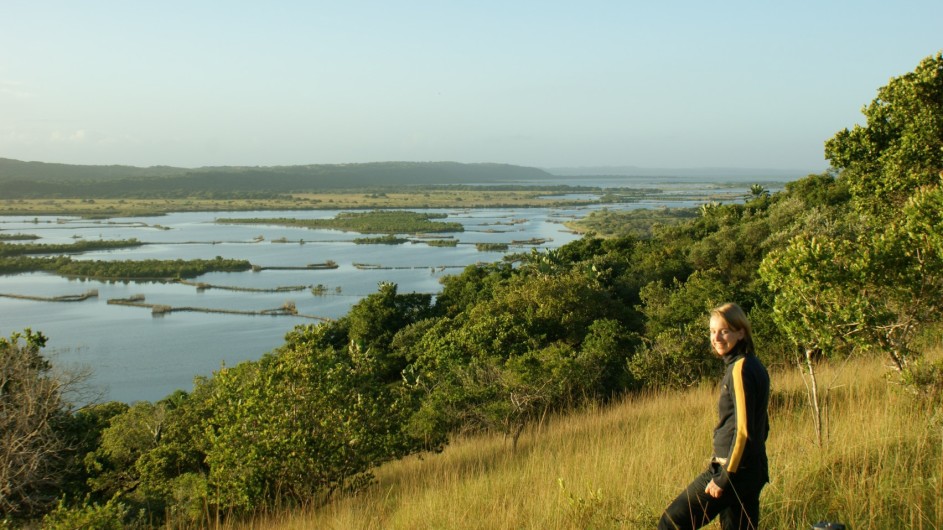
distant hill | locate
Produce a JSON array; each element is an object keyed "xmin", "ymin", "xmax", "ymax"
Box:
[
  {"xmin": 544, "ymin": 165, "xmax": 816, "ymax": 180},
  {"xmin": 0, "ymin": 159, "xmax": 554, "ymax": 198}
]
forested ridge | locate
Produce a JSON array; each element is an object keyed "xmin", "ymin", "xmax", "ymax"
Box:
[
  {"xmin": 0, "ymin": 160, "xmax": 552, "ymax": 198},
  {"xmin": 3, "ymin": 53, "xmax": 943, "ymax": 528}
]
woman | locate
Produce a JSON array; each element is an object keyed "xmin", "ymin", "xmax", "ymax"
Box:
[{"xmin": 658, "ymin": 303, "xmax": 770, "ymax": 530}]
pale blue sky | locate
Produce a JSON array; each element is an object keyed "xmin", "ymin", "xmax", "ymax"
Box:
[{"xmin": 1, "ymin": 1, "xmax": 941, "ymax": 172}]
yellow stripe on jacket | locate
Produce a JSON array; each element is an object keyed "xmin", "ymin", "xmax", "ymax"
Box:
[{"xmin": 727, "ymin": 358, "xmax": 749, "ymax": 472}]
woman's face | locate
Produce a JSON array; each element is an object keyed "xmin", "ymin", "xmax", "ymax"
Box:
[{"xmin": 709, "ymin": 314, "xmax": 745, "ymax": 357}]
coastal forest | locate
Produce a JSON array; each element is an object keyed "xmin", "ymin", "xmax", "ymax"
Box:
[{"xmin": 3, "ymin": 53, "xmax": 943, "ymax": 528}]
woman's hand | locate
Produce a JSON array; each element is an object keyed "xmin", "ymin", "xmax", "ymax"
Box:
[{"xmin": 705, "ymin": 479, "xmax": 724, "ymax": 498}]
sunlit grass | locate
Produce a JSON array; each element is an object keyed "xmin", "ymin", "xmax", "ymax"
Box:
[{"xmin": 218, "ymin": 349, "xmax": 942, "ymax": 529}]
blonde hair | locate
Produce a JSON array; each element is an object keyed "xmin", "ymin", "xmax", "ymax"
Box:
[{"xmin": 711, "ymin": 302, "xmax": 755, "ymax": 354}]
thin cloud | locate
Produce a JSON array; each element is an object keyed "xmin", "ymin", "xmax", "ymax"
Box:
[
  {"xmin": 0, "ymin": 80, "xmax": 37, "ymax": 99},
  {"xmin": 48, "ymin": 128, "xmax": 127, "ymax": 147},
  {"xmin": 50, "ymin": 129, "xmax": 91, "ymax": 143}
]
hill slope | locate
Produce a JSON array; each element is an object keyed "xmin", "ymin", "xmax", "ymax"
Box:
[
  {"xmin": 0, "ymin": 159, "xmax": 554, "ymax": 197},
  {"xmin": 242, "ymin": 354, "xmax": 941, "ymax": 530}
]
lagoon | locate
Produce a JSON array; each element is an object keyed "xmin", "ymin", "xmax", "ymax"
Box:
[
  {"xmin": 0, "ymin": 181, "xmax": 769, "ymax": 403},
  {"xmin": 1, "ymin": 206, "xmax": 587, "ymax": 402}
]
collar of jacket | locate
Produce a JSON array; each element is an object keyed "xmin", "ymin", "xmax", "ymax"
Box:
[{"xmin": 722, "ymin": 343, "xmax": 748, "ymax": 365}]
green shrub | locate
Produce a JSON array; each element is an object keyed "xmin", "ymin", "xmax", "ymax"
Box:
[{"xmin": 41, "ymin": 497, "xmax": 131, "ymax": 530}]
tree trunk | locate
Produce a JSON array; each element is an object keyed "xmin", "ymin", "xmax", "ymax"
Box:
[
  {"xmin": 804, "ymin": 348, "xmax": 824, "ymax": 447},
  {"xmin": 511, "ymin": 420, "xmax": 525, "ymax": 452}
]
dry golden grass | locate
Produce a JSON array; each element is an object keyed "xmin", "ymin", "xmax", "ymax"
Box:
[{"xmin": 228, "ymin": 352, "xmax": 943, "ymax": 530}]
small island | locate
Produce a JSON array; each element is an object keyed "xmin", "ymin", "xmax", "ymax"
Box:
[
  {"xmin": 216, "ymin": 210, "xmax": 465, "ymax": 234},
  {"xmin": 0, "ymin": 255, "xmax": 251, "ymax": 280},
  {"xmin": 0, "ymin": 238, "xmax": 143, "ymax": 257}
]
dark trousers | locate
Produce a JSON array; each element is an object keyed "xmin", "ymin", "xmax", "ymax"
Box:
[{"xmin": 658, "ymin": 466, "xmax": 766, "ymax": 530}]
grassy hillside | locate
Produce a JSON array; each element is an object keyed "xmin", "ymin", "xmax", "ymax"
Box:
[{"xmin": 230, "ymin": 353, "xmax": 942, "ymax": 530}]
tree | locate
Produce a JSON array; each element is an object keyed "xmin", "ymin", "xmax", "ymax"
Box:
[
  {"xmin": 629, "ymin": 270, "xmax": 736, "ymax": 388},
  {"xmin": 825, "ymin": 52, "xmax": 943, "ymax": 213},
  {"xmin": 59, "ymin": 400, "xmax": 130, "ymax": 501},
  {"xmin": 760, "ymin": 54, "xmax": 943, "ymax": 445},
  {"xmin": 579, "ymin": 318, "xmax": 640, "ymax": 395},
  {"xmin": 435, "ymin": 262, "xmax": 514, "ymax": 317},
  {"xmin": 760, "ymin": 187, "xmax": 943, "ymax": 443},
  {"xmin": 198, "ymin": 326, "xmax": 416, "ymax": 512},
  {"xmin": 84, "ymin": 401, "xmax": 168, "ymax": 502},
  {"xmin": 767, "ymin": 54, "xmax": 943, "ymax": 370},
  {"xmin": 0, "ymin": 330, "xmax": 75, "ymax": 517},
  {"xmin": 405, "ymin": 268, "xmax": 633, "ymax": 449},
  {"xmin": 759, "ymin": 222, "xmax": 862, "ymax": 446},
  {"xmin": 782, "ymin": 172, "xmax": 851, "ymax": 209},
  {"xmin": 748, "ymin": 184, "xmax": 770, "ymax": 201},
  {"xmin": 344, "ymin": 282, "xmax": 434, "ymax": 382},
  {"xmin": 874, "ymin": 184, "xmax": 943, "ymax": 365},
  {"xmin": 135, "ymin": 385, "xmax": 216, "ymax": 523}
]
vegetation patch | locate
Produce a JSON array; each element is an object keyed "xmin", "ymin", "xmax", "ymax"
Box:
[
  {"xmin": 598, "ymin": 189, "xmax": 650, "ymax": 202},
  {"xmin": 311, "ymin": 283, "xmax": 342, "ymax": 296},
  {"xmin": 424, "ymin": 239, "xmax": 459, "ymax": 247},
  {"xmin": 251, "ymin": 261, "xmax": 338, "ymax": 271},
  {"xmin": 0, "ymin": 255, "xmax": 251, "ymax": 280},
  {"xmin": 565, "ymin": 207, "xmax": 699, "ymax": 238},
  {"xmin": 177, "ymin": 279, "xmax": 310, "ymax": 293},
  {"xmin": 354, "ymin": 234, "xmax": 410, "ymax": 245},
  {"xmin": 0, "ymin": 233, "xmax": 40, "ymax": 241},
  {"xmin": 510, "ymin": 237, "xmax": 548, "ymax": 245},
  {"xmin": 475, "ymin": 242, "xmax": 509, "ymax": 252},
  {"xmin": 107, "ymin": 296, "xmax": 326, "ymax": 319},
  {"xmin": 217, "ymin": 210, "xmax": 464, "ymax": 234},
  {"xmin": 57, "ymin": 257, "xmax": 252, "ymax": 280},
  {"xmin": 0, "ymin": 239, "xmax": 143, "ymax": 257}
]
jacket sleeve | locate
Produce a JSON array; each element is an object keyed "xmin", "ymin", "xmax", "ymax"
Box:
[{"xmin": 716, "ymin": 358, "xmax": 753, "ymax": 490}]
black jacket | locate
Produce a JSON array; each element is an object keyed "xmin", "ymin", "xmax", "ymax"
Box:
[{"xmin": 711, "ymin": 344, "xmax": 770, "ymax": 490}]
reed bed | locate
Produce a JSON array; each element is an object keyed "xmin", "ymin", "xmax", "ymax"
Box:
[{"xmin": 225, "ymin": 352, "xmax": 942, "ymax": 530}]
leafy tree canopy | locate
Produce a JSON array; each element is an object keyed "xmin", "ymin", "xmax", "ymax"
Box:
[{"xmin": 825, "ymin": 52, "xmax": 943, "ymax": 213}]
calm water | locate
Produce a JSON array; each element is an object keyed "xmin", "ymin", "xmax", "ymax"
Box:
[
  {"xmin": 0, "ymin": 182, "xmax": 764, "ymax": 403},
  {"xmin": 1, "ymin": 207, "xmax": 587, "ymax": 402}
]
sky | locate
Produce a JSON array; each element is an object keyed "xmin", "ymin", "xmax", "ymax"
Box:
[{"xmin": 1, "ymin": 1, "xmax": 941, "ymax": 173}]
